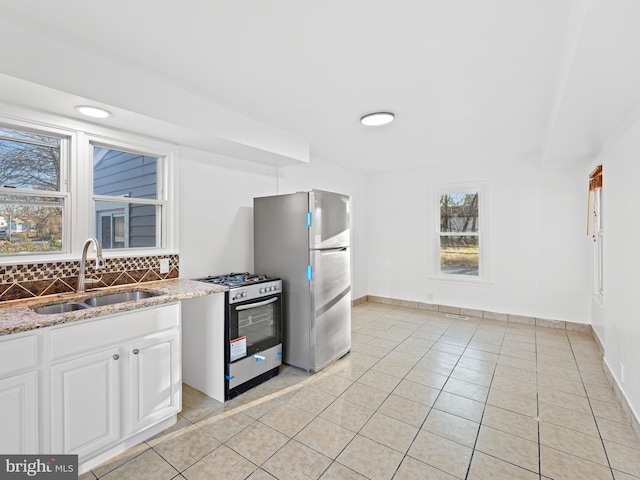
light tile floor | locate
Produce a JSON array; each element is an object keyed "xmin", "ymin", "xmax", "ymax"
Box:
[{"xmin": 80, "ymin": 302, "xmax": 640, "ymax": 480}]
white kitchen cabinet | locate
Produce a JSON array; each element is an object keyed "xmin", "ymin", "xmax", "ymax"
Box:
[
  {"xmin": 50, "ymin": 347, "xmax": 121, "ymax": 458},
  {"xmin": 126, "ymin": 328, "xmax": 180, "ymax": 434},
  {"xmin": 47, "ymin": 302, "xmax": 181, "ymax": 465},
  {"xmin": 0, "ymin": 371, "xmax": 38, "ymax": 454},
  {"xmin": 0, "ymin": 333, "xmax": 39, "ymax": 454}
]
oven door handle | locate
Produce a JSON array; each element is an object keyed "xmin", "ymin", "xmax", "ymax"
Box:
[{"xmin": 235, "ymin": 296, "xmax": 279, "ymax": 311}]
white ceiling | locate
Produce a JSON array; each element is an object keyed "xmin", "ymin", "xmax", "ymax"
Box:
[{"xmin": 0, "ymin": 0, "xmax": 638, "ymax": 173}]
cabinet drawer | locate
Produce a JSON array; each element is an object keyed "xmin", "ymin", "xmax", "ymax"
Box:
[
  {"xmin": 0, "ymin": 333, "xmax": 38, "ymax": 377},
  {"xmin": 49, "ymin": 303, "xmax": 180, "ymax": 360}
]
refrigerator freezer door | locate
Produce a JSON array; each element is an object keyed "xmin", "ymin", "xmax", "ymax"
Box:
[
  {"xmin": 310, "ymin": 247, "xmax": 351, "ymax": 371},
  {"xmin": 309, "ymin": 190, "xmax": 351, "ymax": 249}
]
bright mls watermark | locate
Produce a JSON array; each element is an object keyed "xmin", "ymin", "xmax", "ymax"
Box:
[{"xmin": 0, "ymin": 455, "xmax": 77, "ymax": 479}]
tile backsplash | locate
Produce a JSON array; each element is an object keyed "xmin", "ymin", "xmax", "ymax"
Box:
[{"xmin": 0, "ymin": 254, "xmax": 179, "ymax": 303}]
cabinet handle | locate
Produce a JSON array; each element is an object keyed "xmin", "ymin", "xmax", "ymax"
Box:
[
  {"xmin": 113, "ymin": 354, "xmax": 120, "ymax": 360},
  {"xmin": 133, "ymin": 349, "xmax": 139, "ymax": 355}
]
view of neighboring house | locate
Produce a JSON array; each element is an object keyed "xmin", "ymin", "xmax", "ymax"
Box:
[
  {"xmin": 93, "ymin": 147, "xmax": 159, "ymax": 249},
  {"xmin": 0, "ymin": 216, "xmax": 27, "ymax": 238}
]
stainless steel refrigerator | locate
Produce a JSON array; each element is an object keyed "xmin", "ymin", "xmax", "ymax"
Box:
[{"xmin": 254, "ymin": 190, "xmax": 351, "ymax": 372}]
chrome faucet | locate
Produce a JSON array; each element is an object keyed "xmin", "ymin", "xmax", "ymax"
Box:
[{"xmin": 77, "ymin": 237, "xmax": 105, "ymax": 293}]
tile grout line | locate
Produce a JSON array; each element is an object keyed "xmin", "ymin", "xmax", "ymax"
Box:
[
  {"xmin": 535, "ymin": 326, "xmax": 542, "ymax": 480},
  {"xmin": 228, "ymin": 314, "xmax": 422, "ymax": 480},
  {"xmin": 566, "ymin": 329, "xmax": 617, "ymax": 478},
  {"xmin": 340, "ymin": 311, "xmax": 476, "ymax": 478},
  {"xmin": 463, "ymin": 320, "xmax": 540, "ymax": 479},
  {"xmin": 89, "ymin": 304, "xmax": 634, "ymax": 480},
  {"xmin": 347, "ymin": 310, "xmax": 438, "ymax": 479}
]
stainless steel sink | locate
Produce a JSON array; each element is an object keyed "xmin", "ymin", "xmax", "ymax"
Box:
[
  {"xmin": 83, "ymin": 290, "xmax": 160, "ymax": 307},
  {"xmin": 32, "ymin": 302, "xmax": 92, "ymax": 314},
  {"xmin": 30, "ymin": 289, "xmax": 161, "ymax": 314}
]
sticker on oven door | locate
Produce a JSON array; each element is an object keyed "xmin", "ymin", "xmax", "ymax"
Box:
[{"xmin": 230, "ymin": 336, "xmax": 247, "ymax": 361}]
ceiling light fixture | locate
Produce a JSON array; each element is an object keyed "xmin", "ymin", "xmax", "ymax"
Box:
[
  {"xmin": 360, "ymin": 111, "xmax": 394, "ymax": 126},
  {"xmin": 75, "ymin": 105, "xmax": 112, "ymax": 119}
]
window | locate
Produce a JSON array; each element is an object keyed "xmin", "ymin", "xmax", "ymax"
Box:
[
  {"xmin": 92, "ymin": 145, "xmax": 164, "ymax": 250},
  {"xmin": 588, "ymin": 165, "xmax": 603, "ymax": 295},
  {"xmin": 0, "ymin": 126, "xmax": 67, "ymax": 254},
  {"xmin": 98, "ymin": 209, "xmax": 126, "ymax": 249},
  {"xmin": 435, "ymin": 184, "xmax": 488, "ymax": 280},
  {"xmin": 0, "ymin": 110, "xmax": 176, "ymax": 261}
]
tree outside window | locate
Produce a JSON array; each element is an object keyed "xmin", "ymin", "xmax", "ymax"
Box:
[
  {"xmin": 437, "ymin": 190, "xmax": 482, "ymax": 277},
  {"xmin": 0, "ymin": 127, "xmax": 65, "ymax": 254},
  {"xmin": 0, "ymin": 113, "xmax": 176, "ymax": 262}
]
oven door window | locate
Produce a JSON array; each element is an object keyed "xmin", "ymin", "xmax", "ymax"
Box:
[{"xmin": 231, "ymin": 295, "xmax": 281, "ymax": 360}]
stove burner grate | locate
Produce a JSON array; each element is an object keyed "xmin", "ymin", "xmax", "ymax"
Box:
[{"xmin": 198, "ymin": 272, "xmax": 270, "ymax": 287}]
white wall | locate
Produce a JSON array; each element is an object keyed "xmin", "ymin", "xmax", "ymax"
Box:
[
  {"xmin": 366, "ymin": 154, "xmax": 590, "ymax": 323},
  {"xmin": 600, "ymin": 110, "xmax": 640, "ymax": 421},
  {"xmin": 178, "ymin": 148, "xmax": 368, "ymax": 300}
]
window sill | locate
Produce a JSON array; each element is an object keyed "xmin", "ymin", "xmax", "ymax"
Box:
[
  {"xmin": 428, "ymin": 275, "xmax": 493, "ymax": 287},
  {"xmin": 0, "ymin": 249, "xmax": 179, "ymax": 266},
  {"xmin": 101, "ymin": 248, "xmax": 179, "ymax": 259}
]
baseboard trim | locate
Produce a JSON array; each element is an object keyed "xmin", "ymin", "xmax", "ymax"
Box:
[
  {"xmin": 351, "ymin": 295, "xmax": 369, "ymax": 306},
  {"xmin": 359, "ymin": 295, "xmax": 590, "ymax": 333},
  {"xmin": 602, "ymin": 356, "xmax": 640, "ymax": 443},
  {"xmin": 591, "ymin": 326, "xmax": 605, "ymax": 356}
]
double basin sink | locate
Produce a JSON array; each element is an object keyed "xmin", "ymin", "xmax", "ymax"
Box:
[{"xmin": 31, "ymin": 290, "xmax": 160, "ymax": 315}]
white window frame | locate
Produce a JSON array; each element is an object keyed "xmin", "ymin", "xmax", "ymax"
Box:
[
  {"xmin": 0, "ymin": 119, "xmax": 73, "ymax": 258},
  {"xmin": 593, "ymin": 185, "xmax": 604, "ymax": 297},
  {"xmin": 0, "ymin": 107, "xmax": 178, "ymax": 265},
  {"xmin": 88, "ymin": 136, "xmax": 170, "ymax": 253},
  {"xmin": 432, "ymin": 182, "xmax": 490, "ymax": 284}
]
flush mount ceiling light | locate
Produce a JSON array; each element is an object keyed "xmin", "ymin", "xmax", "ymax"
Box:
[
  {"xmin": 75, "ymin": 105, "xmax": 112, "ymax": 119},
  {"xmin": 360, "ymin": 111, "xmax": 394, "ymax": 126}
]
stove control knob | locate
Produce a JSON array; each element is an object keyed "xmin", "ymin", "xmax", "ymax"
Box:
[
  {"xmin": 259, "ymin": 288, "xmax": 265, "ymax": 293},
  {"xmin": 242, "ymin": 292, "xmax": 247, "ymax": 297}
]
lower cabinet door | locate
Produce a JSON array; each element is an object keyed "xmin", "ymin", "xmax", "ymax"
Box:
[
  {"xmin": 0, "ymin": 371, "xmax": 38, "ymax": 453},
  {"xmin": 127, "ymin": 328, "xmax": 180, "ymax": 434},
  {"xmin": 50, "ymin": 347, "xmax": 121, "ymax": 458}
]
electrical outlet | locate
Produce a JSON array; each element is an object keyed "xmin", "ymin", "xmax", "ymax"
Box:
[{"xmin": 159, "ymin": 258, "xmax": 170, "ymax": 274}]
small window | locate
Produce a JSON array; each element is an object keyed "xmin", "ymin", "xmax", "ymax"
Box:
[
  {"xmin": 439, "ymin": 192, "xmax": 479, "ymax": 276},
  {"xmin": 98, "ymin": 209, "xmax": 127, "ymax": 249},
  {"xmin": 434, "ymin": 184, "xmax": 488, "ymax": 281},
  {"xmin": 92, "ymin": 145, "xmax": 164, "ymax": 250},
  {"xmin": 0, "ymin": 127, "xmax": 66, "ymax": 254},
  {"xmin": 588, "ymin": 166, "xmax": 603, "ymax": 295}
]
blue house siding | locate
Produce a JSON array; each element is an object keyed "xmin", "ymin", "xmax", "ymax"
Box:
[
  {"xmin": 94, "ymin": 149, "xmax": 158, "ymax": 248},
  {"xmin": 128, "ymin": 204, "xmax": 157, "ymax": 248}
]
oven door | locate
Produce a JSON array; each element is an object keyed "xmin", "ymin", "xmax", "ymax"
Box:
[{"xmin": 227, "ymin": 293, "xmax": 282, "ymax": 362}]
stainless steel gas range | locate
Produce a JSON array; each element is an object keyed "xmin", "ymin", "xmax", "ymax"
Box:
[{"xmin": 183, "ymin": 273, "xmax": 283, "ymax": 401}]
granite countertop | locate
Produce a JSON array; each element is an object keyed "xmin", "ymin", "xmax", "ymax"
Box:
[{"xmin": 0, "ymin": 279, "xmax": 228, "ymax": 336}]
